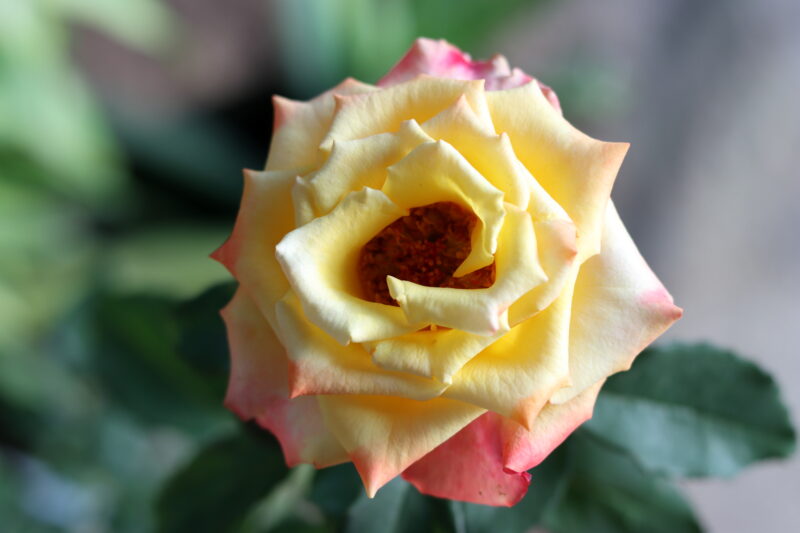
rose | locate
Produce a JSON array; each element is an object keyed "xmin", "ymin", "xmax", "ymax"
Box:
[{"xmin": 213, "ymin": 38, "xmax": 681, "ymax": 506}]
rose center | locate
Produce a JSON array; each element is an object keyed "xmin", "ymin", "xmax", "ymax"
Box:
[{"xmin": 358, "ymin": 202, "xmax": 496, "ymax": 305}]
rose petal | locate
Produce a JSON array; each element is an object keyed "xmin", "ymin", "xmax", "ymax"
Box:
[
  {"xmin": 550, "ymin": 203, "xmax": 683, "ymax": 404},
  {"xmin": 318, "ymin": 394, "xmax": 484, "ymax": 497},
  {"xmin": 502, "ymin": 380, "xmax": 604, "ymax": 472},
  {"xmin": 221, "ymin": 288, "xmax": 347, "ymax": 467},
  {"xmin": 508, "ymin": 218, "xmax": 578, "ymax": 326},
  {"xmin": 267, "ymin": 78, "xmax": 376, "ymax": 172},
  {"xmin": 378, "ymin": 38, "xmax": 561, "ymax": 110},
  {"xmin": 383, "ymin": 140, "xmax": 506, "ymax": 277},
  {"xmin": 364, "ymin": 328, "xmax": 502, "ymax": 384},
  {"xmin": 274, "ymin": 290, "xmax": 446, "ymax": 400},
  {"xmin": 387, "ymin": 204, "xmax": 546, "ymax": 336},
  {"xmin": 402, "ymin": 380, "xmax": 604, "ymax": 506},
  {"xmin": 275, "ymin": 187, "xmax": 421, "ymax": 344},
  {"xmin": 294, "ymin": 120, "xmax": 432, "ymax": 225},
  {"xmin": 402, "ymin": 412, "xmax": 530, "ymax": 507},
  {"xmin": 320, "ymin": 76, "xmax": 491, "ymax": 151},
  {"xmin": 212, "ymin": 169, "xmax": 294, "ymax": 328},
  {"xmin": 486, "ymin": 82, "xmax": 629, "ymax": 262},
  {"xmin": 421, "ymin": 95, "xmax": 533, "ymax": 209},
  {"xmin": 442, "ymin": 274, "xmax": 575, "ymax": 428}
]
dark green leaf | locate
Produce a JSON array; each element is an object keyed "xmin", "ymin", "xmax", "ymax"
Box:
[
  {"xmin": 176, "ymin": 282, "xmax": 236, "ymax": 393},
  {"xmin": 544, "ymin": 432, "xmax": 702, "ymax": 533},
  {"xmin": 345, "ymin": 477, "xmax": 434, "ymax": 533},
  {"xmin": 446, "ymin": 445, "xmax": 568, "ymax": 533},
  {"xmin": 584, "ymin": 343, "xmax": 797, "ymax": 477},
  {"xmin": 156, "ymin": 426, "xmax": 288, "ymax": 533},
  {"xmin": 92, "ymin": 294, "xmax": 227, "ymax": 432},
  {"xmin": 310, "ymin": 462, "xmax": 364, "ymax": 517}
]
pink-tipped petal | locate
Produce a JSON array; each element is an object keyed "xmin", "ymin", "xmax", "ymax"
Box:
[
  {"xmin": 549, "ymin": 203, "xmax": 683, "ymax": 404},
  {"xmin": 379, "ymin": 38, "xmax": 560, "ymax": 112},
  {"xmin": 502, "ymin": 380, "xmax": 604, "ymax": 473},
  {"xmin": 402, "ymin": 412, "xmax": 531, "ymax": 506},
  {"xmin": 222, "ymin": 288, "xmax": 347, "ymax": 468}
]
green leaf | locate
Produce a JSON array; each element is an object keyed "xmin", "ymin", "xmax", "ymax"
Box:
[
  {"xmin": 345, "ymin": 477, "xmax": 434, "ymax": 533},
  {"xmin": 175, "ymin": 282, "xmax": 236, "ymax": 394},
  {"xmin": 102, "ymin": 225, "xmax": 232, "ymax": 300},
  {"xmin": 544, "ymin": 432, "xmax": 702, "ymax": 533},
  {"xmin": 156, "ymin": 426, "xmax": 289, "ymax": 533},
  {"xmin": 584, "ymin": 343, "xmax": 797, "ymax": 478},
  {"xmin": 92, "ymin": 294, "xmax": 229, "ymax": 433},
  {"xmin": 446, "ymin": 445, "xmax": 568, "ymax": 533},
  {"xmin": 310, "ymin": 463, "xmax": 364, "ymax": 518}
]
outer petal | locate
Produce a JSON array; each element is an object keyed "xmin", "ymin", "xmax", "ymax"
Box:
[
  {"xmin": 318, "ymin": 395, "xmax": 484, "ymax": 497},
  {"xmin": 550, "ymin": 203, "xmax": 683, "ymax": 404},
  {"xmin": 442, "ymin": 275, "xmax": 575, "ymax": 429},
  {"xmin": 402, "ymin": 412, "xmax": 531, "ymax": 506},
  {"xmin": 221, "ymin": 288, "xmax": 347, "ymax": 467},
  {"xmin": 486, "ymin": 82, "xmax": 629, "ymax": 261},
  {"xmin": 502, "ymin": 380, "xmax": 604, "ymax": 472},
  {"xmin": 387, "ymin": 204, "xmax": 546, "ymax": 336},
  {"xmin": 266, "ymin": 78, "xmax": 376, "ymax": 172},
  {"xmin": 378, "ymin": 37, "xmax": 560, "ymax": 109},
  {"xmin": 383, "ymin": 140, "xmax": 506, "ymax": 277},
  {"xmin": 275, "ymin": 188, "xmax": 421, "ymax": 344},
  {"xmin": 321, "ymin": 76, "xmax": 491, "ymax": 150},
  {"xmin": 402, "ymin": 380, "xmax": 604, "ymax": 506},
  {"xmin": 212, "ymin": 169, "xmax": 294, "ymax": 328},
  {"xmin": 274, "ymin": 291, "xmax": 446, "ymax": 400}
]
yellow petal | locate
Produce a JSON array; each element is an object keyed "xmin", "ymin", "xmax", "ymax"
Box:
[
  {"xmin": 295, "ymin": 120, "xmax": 433, "ymax": 224},
  {"xmin": 318, "ymin": 394, "xmax": 484, "ymax": 497},
  {"xmin": 221, "ymin": 288, "xmax": 347, "ymax": 467},
  {"xmin": 508, "ymin": 218, "xmax": 578, "ymax": 325},
  {"xmin": 266, "ymin": 78, "xmax": 376, "ymax": 172},
  {"xmin": 321, "ymin": 76, "xmax": 490, "ymax": 150},
  {"xmin": 274, "ymin": 291, "xmax": 446, "ymax": 400},
  {"xmin": 421, "ymin": 95, "xmax": 534, "ymax": 209},
  {"xmin": 388, "ymin": 204, "xmax": 545, "ymax": 336},
  {"xmin": 443, "ymin": 272, "xmax": 576, "ymax": 429},
  {"xmin": 363, "ymin": 328, "xmax": 503, "ymax": 384},
  {"xmin": 486, "ymin": 82, "xmax": 628, "ymax": 261},
  {"xmin": 383, "ymin": 140, "xmax": 505, "ymax": 277},
  {"xmin": 212, "ymin": 169, "xmax": 294, "ymax": 328},
  {"xmin": 550, "ymin": 203, "xmax": 683, "ymax": 404},
  {"xmin": 275, "ymin": 187, "xmax": 422, "ymax": 344}
]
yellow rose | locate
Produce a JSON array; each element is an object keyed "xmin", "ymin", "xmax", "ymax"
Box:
[{"xmin": 213, "ymin": 38, "xmax": 681, "ymax": 506}]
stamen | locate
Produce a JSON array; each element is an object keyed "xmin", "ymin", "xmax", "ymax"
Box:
[{"xmin": 358, "ymin": 202, "xmax": 495, "ymax": 305}]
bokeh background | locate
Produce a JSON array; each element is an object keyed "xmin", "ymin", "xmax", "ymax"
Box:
[{"xmin": 1, "ymin": 0, "xmax": 797, "ymax": 531}]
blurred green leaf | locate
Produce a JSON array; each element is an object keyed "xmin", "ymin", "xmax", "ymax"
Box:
[
  {"xmin": 309, "ymin": 463, "xmax": 363, "ymax": 519},
  {"xmin": 156, "ymin": 426, "xmax": 289, "ymax": 533},
  {"xmin": 584, "ymin": 343, "xmax": 797, "ymax": 478},
  {"xmin": 175, "ymin": 282, "xmax": 236, "ymax": 390},
  {"xmin": 103, "ymin": 226, "xmax": 231, "ymax": 299},
  {"xmin": 54, "ymin": 0, "xmax": 176, "ymax": 54},
  {"xmin": 446, "ymin": 445, "xmax": 568, "ymax": 533},
  {"xmin": 93, "ymin": 294, "xmax": 229, "ymax": 432},
  {"xmin": 345, "ymin": 477, "xmax": 435, "ymax": 533},
  {"xmin": 544, "ymin": 432, "xmax": 702, "ymax": 533}
]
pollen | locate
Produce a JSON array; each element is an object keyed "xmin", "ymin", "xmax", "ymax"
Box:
[{"xmin": 358, "ymin": 202, "xmax": 496, "ymax": 305}]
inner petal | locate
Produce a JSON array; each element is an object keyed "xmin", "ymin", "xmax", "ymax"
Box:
[{"xmin": 359, "ymin": 202, "xmax": 495, "ymax": 305}]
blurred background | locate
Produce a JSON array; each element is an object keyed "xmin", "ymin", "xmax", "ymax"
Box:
[{"xmin": 0, "ymin": 0, "xmax": 797, "ymax": 531}]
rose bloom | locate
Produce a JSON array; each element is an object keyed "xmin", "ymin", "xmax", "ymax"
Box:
[{"xmin": 213, "ymin": 38, "xmax": 681, "ymax": 506}]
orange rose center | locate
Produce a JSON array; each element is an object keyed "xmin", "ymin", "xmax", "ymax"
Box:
[{"xmin": 358, "ymin": 202, "xmax": 496, "ymax": 305}]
